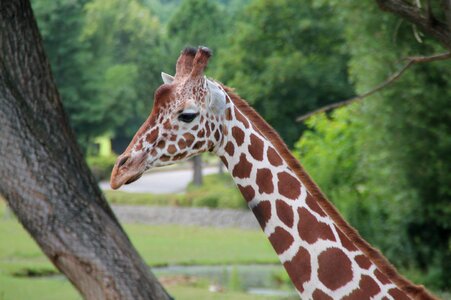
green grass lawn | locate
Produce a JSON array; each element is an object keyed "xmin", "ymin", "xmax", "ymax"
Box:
[
  {"xmin": 128, "ymin": 224, "xmax": 277, "ymax": 267},
  {"xmin": 2, "ymin": 201, "xmax": 448, "ymax": 300},
  {"xmin": 0, "ymin": 201, "xmax": 280, "ymax": 300},
  {"xmin": 0, "ymin": 274, "xmax": 279, "ymax": 300}
]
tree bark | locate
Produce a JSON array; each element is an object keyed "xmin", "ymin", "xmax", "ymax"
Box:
[
  {"xmin": 0, "ymin": 1, "xmax": 171, "ymax": 299},
  {"xmin": 192, "ymin": 156, "xmax": 203, "ymax": 186}
]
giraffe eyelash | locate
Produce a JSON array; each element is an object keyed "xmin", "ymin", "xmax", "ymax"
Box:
[{"xmin": 178, "ymin": 112, "xmax": 199, "ymax": 123}]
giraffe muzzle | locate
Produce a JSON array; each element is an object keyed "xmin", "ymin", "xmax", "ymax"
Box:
[{"xmin": 110, "ymin": 152, "xmax": 147, "ymax": 190}]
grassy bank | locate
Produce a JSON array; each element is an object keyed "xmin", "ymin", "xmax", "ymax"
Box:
[
  {"xmin": 0, "ymin": 201, "xmax": 280, "ymax": 299},
  {"xmin": 0, "ymin": 274, "xmax": 281, "ymax": 300}
]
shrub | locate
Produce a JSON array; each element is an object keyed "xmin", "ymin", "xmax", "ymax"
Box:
[
  {"xmin": 187, "ymin": 173, "xmax": 247, "ymax": 209},
  {"xmin": 86, "ymin": 155, "xmax": 117, "ymax": 181},
  {"xmin": 104, "ymin": 173, "xmax": 248, "ymax": 210}
]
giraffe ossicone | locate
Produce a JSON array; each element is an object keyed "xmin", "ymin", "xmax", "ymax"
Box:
[{"xmin": 110, "ymin": 47, "xmax": 436, "ymax": 300}]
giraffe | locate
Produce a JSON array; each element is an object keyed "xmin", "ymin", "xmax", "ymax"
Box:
[{"xmin": 110, "ymin": 47, "xmax": 436, "ymax": 300}]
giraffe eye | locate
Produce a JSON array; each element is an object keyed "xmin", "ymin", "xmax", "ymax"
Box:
[{"xmin": 178, "ymin": 112, "xmax": 199, "ymax": 123}]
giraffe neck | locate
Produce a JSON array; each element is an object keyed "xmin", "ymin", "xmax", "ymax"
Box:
[{"xmin": 215, "ymin": 91, "xmax": 423, "ymax": 299}]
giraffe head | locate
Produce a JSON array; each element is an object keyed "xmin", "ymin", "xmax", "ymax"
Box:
[{"xmin": 110, "ymin": 47, "xmax": 228, "ymax": 189}]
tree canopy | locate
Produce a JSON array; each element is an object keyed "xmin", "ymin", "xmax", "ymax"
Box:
[{"xmin": 216, "ymin": 0, "xmax": 353, "ymax": 145}]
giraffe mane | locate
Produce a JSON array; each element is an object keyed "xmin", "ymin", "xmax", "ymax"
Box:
[{"xmin": 222, "ymin": 85, "xmax": 437, "ymax": 300}]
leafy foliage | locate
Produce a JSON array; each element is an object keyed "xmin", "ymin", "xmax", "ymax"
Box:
[
  {"xmin": 165, "ymin": 0, "xmax": 228, "ymax": 74},
  {"xmin": 31, "ymin": 0, "xmax": 92, "ymax": 147},
  {"xmin": 82, "ymin": 0, "xmax": 164, "ymax": 140},
  {"xmin": 33, "ymin": 0, "xmax": 165, "ymax": 150},
  {"xmin": 216, "ymin": 0, "xmax": 354, "ymax": 145},
  {"xmin": 296, "ymin": 0, "xmax": 451, "ymax": 288}
]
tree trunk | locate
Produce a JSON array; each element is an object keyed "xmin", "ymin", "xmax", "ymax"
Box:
[
  {"xmin": 192, "ymin": 156, "xmax": 203, "ymax": 186},
  {"xmin": 218, "ymin": 160, "xmax": 224, "ymax": 175},
  {"xmin": 0, "ymin": 1, "xmax": 171, "ymax": 299}
]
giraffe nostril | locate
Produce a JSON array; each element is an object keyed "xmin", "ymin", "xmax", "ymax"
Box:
[{"xmin": 117, "ymin": 155, "xmax": 130, "ymax": 168}]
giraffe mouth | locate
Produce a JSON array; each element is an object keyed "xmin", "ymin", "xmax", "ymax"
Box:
[
  {"xmin": 124, "ymin": 172, "xmax": 143, "ymax": 185},
  {"xmin": 110, "ymin": 153, "xmax": 150, "ymax": 189}
]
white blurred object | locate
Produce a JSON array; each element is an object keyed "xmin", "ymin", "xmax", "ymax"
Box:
[{"xmin": 209, "ymin": 284, "xmax": 224, "ymax": 293}]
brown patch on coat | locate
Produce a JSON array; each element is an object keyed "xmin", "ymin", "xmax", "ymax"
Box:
[
  {"xmin": 276, "ymin": 200, "xmax": 294, "ymax": 228},
  {"xmin": 214, "ymin": 129, "xmax": 220, "ymax": 141},
  {"xmin": 268, "ymin": 227, "xmax": 294, "ymax": 255},
  {"xmin": 193, "ymin": 141, "xmax": 205, "ymax": 150},
  {"xmin": 267, "ymin": 147, "xmax": 283, "ymax": 167},
  {"xmin": 160, "ymin": 155, "xmax": 171, "ymax": 162},
  {"xmin": 337, "ymin": 228, "xmax": 358, "ymax": 251},
  {"xmin": 312, "ymin": 290, "xmax": 333, "ymax": 300},
  {"xmin": 197, "ymin": 128, "xmax": 205, "ymax": 138},
  {"xmin": 277, "ymin": 172, "xmax": 301, "ymax": 200},
  {"xmin": 249, "ymin": 134, "xmax": 264, "ymax": 161},
  {"xmin": 256, "ymin": 168, "xmax": 274, "ymax": 194},
  {"xmin": 342, "ymin": 275, "xmax": 381, "ymax": 300},
  {"xmin": 232, "ymin": 126, "xmax": 245, "ymax": 146},
  {"xmin": 232, "ymin": 154, "xmax": 252, "ymax": 179},
  {"xmin": 178, "ymin": 139, "xmax": 187, "ymax": 149},
  {"xmin": 298, "ymin": 207, "xmax": 335, "ymax": 243},
  {"xmin": 283, "ymin": 247, "xmax": 311, "ymax": 292},
  {"xmin": 183, "ymin": 133, "xmax": 195, "ymax": 147},
  {"xmin": 318, "ymin": 248, "xmax": 353, "ymax": 291},
  {"xmin": 305, "ymin": 193, "xmax": 327, "ymax": 217},
  {"xmin": 173, "ymin": 152, "xmax": 187, "ymax": 160},
  {"xmin": 157, "ymin": 140, "xmax": 166, "ymax": 149},
  {"xmin": 225, "ymin": 107, "xmax": 232, "ymax": 121},
  {"xmin": 355, "ymin": 255, "xmax": 372, "ymax": 270},
  {"xmin": 224, "ymin": 141, "xmax": 235, "ymax": 156},
  {"xmin": 163, "ymin": 120, "xmax": 172, "ymax": 130},
  {"xmin": 238, "ymin": 185, "xmax": 255, "ymax": 202},
  {"xmin": 252, "ymin": 200, "xmax": 271, "ymax": 229},
  {"xmin": 146, "ymin": 128, "xmax": 159, "ymax": 144},
  {"xmin": 167, "ymin": 145, "xmax": 177, "ymax": 154}
]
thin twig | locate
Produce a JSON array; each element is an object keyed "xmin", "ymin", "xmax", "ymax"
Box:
[{"xmin": 296, "ymin": 51, "xmax": 451, "ymax": 122}]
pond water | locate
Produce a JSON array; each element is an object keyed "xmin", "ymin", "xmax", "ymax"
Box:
[
  {"xmin": 153, "ymin": 264, "xmax": 297, "ymax": 297},
  {"xmin": 14, "ymin": 263, "xmax": 298, "ymax": 297}
]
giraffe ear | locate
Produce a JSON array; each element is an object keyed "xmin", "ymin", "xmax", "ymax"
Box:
[
  {"xmin": 206, "ymin": 79, "xmax": 226, "ymax": 114},
  {"xmin": 161, "ymin": 72, "xmax": 174, "ymax": 84}
]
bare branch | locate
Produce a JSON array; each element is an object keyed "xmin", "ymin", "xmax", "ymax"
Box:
[
  {"xmin": 296, "ymin": 52, "xmax": 451, "ymax": 122},
  {"xmin": 375, "ymin": 0, "xmax": 451, "ymax": 49}
]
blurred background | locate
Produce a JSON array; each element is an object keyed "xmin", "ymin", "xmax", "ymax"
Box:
[{"xmin": 0, "ymin": 0, "xmax": 450, "ymax": 299}]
